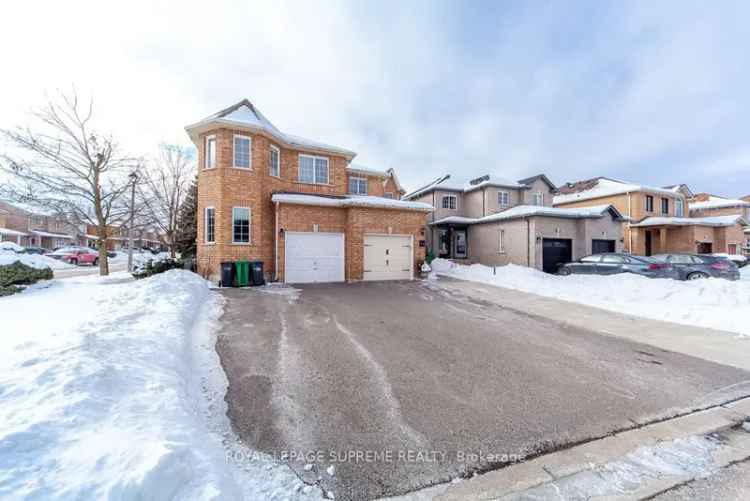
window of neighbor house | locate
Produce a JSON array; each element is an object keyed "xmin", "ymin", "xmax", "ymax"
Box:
[
  {"xmin": 384, "ymin": 192, "xmax": 394, "ymax": 199},
  {"xmin": 533, "ymin": 192, "xmax": 543, "ymax": 206},
  {"xmin": 232, "ymin": 207, "xmax": 250, "ymax": 244},
  {"xmin": 675, "ymin": 199, "xmax": 684, "ymax": 217},
  {"xmin": 348, "ymin": 177, "xmax": 368, "ymax": 195},
  {"xmin": 645, "ymin": 195, "xmax": 654, "ymax": 212},
  {"xmin": 498, "ymin": 228, "xmax": 505, "ymax": 253},
  {"xmin": 299, "ymin": 155, "xmax": 329, "ymax": 184},
  {"xmin": 498, "ymin": 191, "xmax": 510, "ymax": 208},
  {"xmin": 728, "ymin": 243, "xmax": 738, "ymax": 255},
  {"xmin": 233, "ymin": 135, "xmax": 251, "ymax": 168},
  {"xmin": 205, "ymin": 207, "xmax": 215, "ymax": 243},
  {"xmin": 661, "ymin": 197, "xmax": 669, "ymax": 214},
  {"xmin": 442, "ymin": 195, "xmax": 457, "ymax": 210},
  {"xmin": 269, "ymin": 145, "xmax": 280, "ymax": 177},
  {"xmin": 205, "ymin": 136, "xmax": 216, "ymax": 169}
]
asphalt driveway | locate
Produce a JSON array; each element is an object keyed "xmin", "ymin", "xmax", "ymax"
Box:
[{"xmin": 216, "ymin": 280, "xmax": 750, "ymax": 501}]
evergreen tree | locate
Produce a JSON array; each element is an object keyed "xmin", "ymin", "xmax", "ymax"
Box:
[{"xmin": 174, "ymin": 176, "xmax": 197, "ymax": 257}]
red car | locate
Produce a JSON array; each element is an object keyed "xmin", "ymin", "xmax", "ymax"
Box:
[{"xmin": 54, "ymin": 248, "xmax": 99, "ymax": 266}]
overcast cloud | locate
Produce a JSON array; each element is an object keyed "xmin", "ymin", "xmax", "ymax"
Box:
[{"xmin": 1, "ymin": 0, "xmax": 749, "ymax": 195}]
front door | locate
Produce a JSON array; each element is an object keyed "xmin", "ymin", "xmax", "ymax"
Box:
[
  {"xmin": 644, "ymin": 230, "xmax": 652, "ymax": 256},
  {"xmin": 697, "ymin": 242, "xmax": 712, "ymax": 254},
  {"xmin": 453, "ymin": 230, "xmax": 467, "ymax": 258}
]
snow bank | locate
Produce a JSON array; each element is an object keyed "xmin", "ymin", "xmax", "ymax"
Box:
[
  {"xmin": 0, "ymin": 250, "xmax": 74, "ymax": 270},
  {"xmin": 431, "ymin": 259, "xmax": 750, "ymax": 337},
  {"xmin": 0, "ymin": 270, "xmax": 313, "ymax": 499},
  {"xmin": 0, "ymin": 241, "xmax": 24, "ymax": 252}
]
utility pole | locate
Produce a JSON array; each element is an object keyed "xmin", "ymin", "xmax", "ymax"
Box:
[{"xmin": 127, "ymin": 170, "xmax": 138, "ymax": 272}]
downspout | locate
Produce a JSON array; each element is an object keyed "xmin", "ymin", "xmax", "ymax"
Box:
[
  {"xmin": 527, "ymin": 217, "xmax": 531, "ymax": 266},
  {"xmin": 274, "ymin": 201, "xmax": 280, "ymax": 282},
  {"xmin": 627, "ymin": 192, "xmax": 632, "ymax": 252}
]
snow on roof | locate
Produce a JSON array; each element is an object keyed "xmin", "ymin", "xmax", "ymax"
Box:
[
  {"xmin": 430, "ymin": 204, "xmax": 621, "ymax": 225},
  {"xmin": 688, "ymin": 196, "xmax": 750, "ymax": 211},
  {"xmin": 185, "ymin": 99, "xmax": 356, "ymax": 158},
  {"xmin": 404, "ymin": 174, "xmax": 526, "ymax": 200},
  {"xmin": 631, "ymin": 215, "xmax": 747, "ymax": 228},
  {"xmin": 346, "ymin": 164, "xmax": 388, "ymax": 177},
  {"xmin": 0, "ymin": 227, "xmax": 27, "ymax": 236},
  {"xmin": 271, "ymin": 193, "xmax": 433, "ymax": 211},
  {"xmin": 553, "ymin": 178, "xmax": 682, "ymax": 205},
  {"xmin": 30, "ymin": 230, "xmax": 75, "ymax": 239}
]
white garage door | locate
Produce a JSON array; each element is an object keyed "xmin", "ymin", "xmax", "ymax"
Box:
[
  {"xmin": 285, "ymin": 232, "xmax": 345, "ymax": 283},
  {"xmin": 363, "ymin": 234, "xmax": 413, "ymax": 281}
]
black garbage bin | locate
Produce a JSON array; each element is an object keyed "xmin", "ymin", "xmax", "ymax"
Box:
[
  {"xmin": 220, "ymin": 262, "xmax": 235, "ymax": 287},
  {"xmin": 250, "ymin": 261, "xmax": 265, "ymax": 286}
]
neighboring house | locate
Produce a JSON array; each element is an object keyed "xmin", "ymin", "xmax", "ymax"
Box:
[
  {"xmin": 0, "ymin": 208, "xmax": 26, "ymax": 244},
  {"xmin": 184, "ymin": 99, "xmax": 432, "ymax": 283},
  {"xmin": 554, "ymin": 178, "xmax": 747, "ymax": 256},
  {"xmin": 85, "ymin": 224, "xmax": 164, "ymax": 251},
  {"xmin": 0, "ymin": 200, "xmax": 82, "ymax": 248},
  {"xmin": 688, "ymin": 193, "xmax": 750, "ymax": 220},
  {"xmin": 403, "ymin": 173, "xmax": 624, "ymax": 273}
]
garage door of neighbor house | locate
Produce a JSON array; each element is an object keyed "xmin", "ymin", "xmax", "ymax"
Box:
[
  {"xmin": 592, "ymin": 239, "xmax": 616, "ymax": 254},
  {"xmin": 363, "ymin": 234, "xmax": 413, "ymax": 281},
  {"xmin": 542, "ymin": 238, "xmax": 572, "ymax": 274},
  {"xmin": 284, "ymin": 232, "xmax": 345, "ymax": 283}
]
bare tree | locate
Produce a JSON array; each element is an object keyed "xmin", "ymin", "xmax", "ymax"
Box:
[
  {"xmin": 138, "ymin": 144, "xmax": 195, "ymax": 257},
  {"xmin": 0, "ymin": 90, "xmax": 137, "ymax": 275}
]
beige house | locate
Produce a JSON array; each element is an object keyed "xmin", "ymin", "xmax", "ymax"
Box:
[
  {"xmin": 688, "ymin": 193, "xmax": 750, "ymax": 220},
  {"xmin": 554, "ymin": 178, "xmax": 748, "ymax": 256},
  {"xmin": 404, "ymin": 174, "xmax": 624, "ymax": 272}
]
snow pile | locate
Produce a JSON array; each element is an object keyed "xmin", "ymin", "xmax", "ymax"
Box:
[
  {"xmin": 0, "ymin": 251, "xmax": 74, "ymax": 270},
  {"xmin": 0, "ymin": 241, "xmax": 24, "ymax": 253},
  {"xmin": 431, "ymin": 259, "xmax": 750, "ymax": 337},
  {"xmin": 271, "ymin": 193, "xmax": 433, "ymax": 211},
  {"xmin": 0, "ymin": 270, "xmax": 313, "ymax": 499}
]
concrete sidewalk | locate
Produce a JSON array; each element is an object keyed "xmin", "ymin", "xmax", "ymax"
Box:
[{"xmin": 433, "ymin": 278, "xmax": 750, "ymax": 372}]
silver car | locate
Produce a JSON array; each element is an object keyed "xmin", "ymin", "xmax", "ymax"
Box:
[{"xmin": 651, "ymin": 254, "xmax": 740, "ymax": 281}]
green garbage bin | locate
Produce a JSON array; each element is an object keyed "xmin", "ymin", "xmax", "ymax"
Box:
[{"xmin": 235, "ymin": 261, "xmax": 250, "ymax": 287}]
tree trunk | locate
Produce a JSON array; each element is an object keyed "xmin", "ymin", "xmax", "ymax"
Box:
[{"xmin": 98, "ymin": 233, "xmax": 110, "ymax": 276}]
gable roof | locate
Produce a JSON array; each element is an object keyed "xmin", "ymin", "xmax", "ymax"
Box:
[
  {"xmin": 403, "ymin": 173, "xmax": 528, "ymax": 200},
  {"xmin": 517, "ymin": 173, "xmax": 556, "ymax": 190},
  {"xmin": 271, "ymin": 192, "xmax": 432, "ymax": 211},
  {"xmin": 185, "ymin": 99, "xmax": 356, "ymax": 159},
  {"xmin": 430, "ymin": 204, "xmax": 623, "ymax": 225},
  {"xmin": 554, "ymin": 177, "xmax": 682, "ymax": 205},
  {"xmin": 662, "ymin": 183, "xmax": 695, "ymax": 199},
  {"xmin": 630, "ymin": 214, "xmax": 748, "ymax": 228},
  {"xmin": 688, "ymin": 195, "xmax": 750, "ymax": 211}
]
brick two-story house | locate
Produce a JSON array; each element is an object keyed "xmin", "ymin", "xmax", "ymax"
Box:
[
  {"xmin": 184, "ymin": 99, "xmax": 431, "ymax": 283},
  {"xmin": 404, "ymin": 173, "xmax": 624, "ymax": 273},
  {"xmin": 0, "ymin": 200, "xmax": 83, "ymax": 248},
  {"xmin": 554, "ymin": 178, "xmax": 747, "ymax": 256}
]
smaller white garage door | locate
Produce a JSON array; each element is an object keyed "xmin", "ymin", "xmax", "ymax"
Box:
[
  {"xmin": 363, "ymin": 234, "xmax": 413, "ymax": 281},
  {"xmin": 285, "ymin": 232, "xmax": 345, "ymax": 284}
]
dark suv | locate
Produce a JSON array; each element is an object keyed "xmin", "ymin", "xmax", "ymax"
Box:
[
  {"xmin": 650, "ymin": 254, "xmax": 740, "ymax": 281},
  {"xmin": 557, "ymin": 253, "xmax": 679, "ymax": 279}
]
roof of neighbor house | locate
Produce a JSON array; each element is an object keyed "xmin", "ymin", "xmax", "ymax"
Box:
[
  {"xmin": 662, "ymin": 183, "xmax": 695, "ymax": 199},
  {"xmin": 553, "ymin": 177, "xmax": 682, "ymax": 205},
  {"xmin": 346, "ymin": 165, "xmax": 405, "ymax": 193},
  {"xmin": 271, "ymin": 192, "xmax": 433, "ymax": 211},
  {"xmin": 430, "ymin": 204, "xmax": 623, "ymax": 226},
  {"xmin": 30, "ymin": 230, "xmax": 75, "ymax": 239},
  {"xmin": 0, "ymin": 227, "xmax": 27, "ymax": 236},
  {"xmin": 404, "ymin": 174, "xmax": 531, "ymax": 200},
  {"xmin": 517, "ymin": 174, "xmax": 557, "ymax": 190},
  {"xmin": 185, "ymin": 99, "xmax": 357, "ymax": 159},
  {"xmin": 688, "ymin": 195, "xmax": 750, "ymax": 211},
  {"xmin": 630, "ymin": 215, "xmax": 748, "ymax": 228}
]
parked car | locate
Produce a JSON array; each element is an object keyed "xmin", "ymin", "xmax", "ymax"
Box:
[
  {"xmin": 47, "ymin": 247, "xmax": 99, "ymax": 265},
  {"xmin": 711, "ymin": 253, "xmax": 748, "ymax": 268},
  {"xmin": 557, "ymin": 253, "xmax": 679, "ymax": 279},
  {"xmin": 23, "ymin": 246, "xmax": 49, "ymax": 255},
  {"xmin": 651, "ymin": 254, "xmax": 740, "ymax": 281},
  {"xmin": 0, "ymin": 241, "xmax": 25, "ymax": 253}
]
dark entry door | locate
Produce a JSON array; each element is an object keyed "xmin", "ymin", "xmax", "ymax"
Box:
[
  {"xmin": 592, "ymin": 239, "xmax": 616, "ymax": 254},
  {"xmin": 697, "ymin": 242, "xmax": 712, "ymax": 254},
  {"xmin": 542, "ymin": 238, "xmax": 572, "ymax": 273},
  {"xmin": 645, "ymin": 231, "xmax": 652, "ymax": 256}
]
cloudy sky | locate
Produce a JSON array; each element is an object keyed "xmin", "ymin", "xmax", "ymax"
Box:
[{"xmin": 2, "ymin": 0, "xmax": 749, "ymax": 195}]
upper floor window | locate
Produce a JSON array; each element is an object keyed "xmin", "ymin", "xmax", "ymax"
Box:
[
  {"xmin": 661, "ymin": 197, "xmax": 669, "ymax": 215},
  {"xmin": 269, "ymin": 145, "xmax": 280, "ymax": 177},
  {"xmin": 442, "ymin": 195, "xmax": 457, "ymax": 210},
  {"xmin": 204, "ymin": 207, "xmax": 215, "ymax": 243},
  {"xmin": 205, "ymin": 136, "xmax": 216, "ymax": 169},
  {"xmin": 533, "ymin": 192, "xmax": 544, "ymax": 206},
  {"xmin": 31, "ymin": 216, "xmax": 44, "ymax": 227},
  {"xmin": 299, "ymin": 154, "xmax": 329, "ymax": 184},
  {"xmin": 348, "ymin": 177, "xmax": 368, "ymax": 195},
  {"xmin": 645, "ymin": 195, "xmax": 654, "ymax": 212},
  {"xmin": 675, "ymin": 199, "xmax": 684, "ymax": 217},
  {"xmin": 232, "ymin": 207, "xmax": 251, "ymax": 244},
  {"xmin": 233, "ymin": 135, "xmax": 251, "ymax": 169},
  {"xmin": 498, "ymin": 191, "xmax": 509, "ymax": 208},
  {"xmin": 384, "ymin": 192, "xmax": 394, "ymax": 199}
]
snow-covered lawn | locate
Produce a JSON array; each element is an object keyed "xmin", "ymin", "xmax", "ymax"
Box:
[
  {"xmin": 0, "ymin": 270, "xmax": 315, "ymax": 500},
  {"xmin": 431, "ymin": 259, "xmax": 750, "ymax": 338},
  {"xmin": 0, "ymin": 250, "xmax": 75, "ymax": 271}
]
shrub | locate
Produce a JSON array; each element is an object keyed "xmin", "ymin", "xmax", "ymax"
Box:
[
  {"xmin": 0, "ymin": 261, "xmax": 53, "ymax": 296},
  {"xmin": 425, "ymin": 249, "xmax": 435, "ymax": 264},
  {"xmin": 132, "ymin": 258, "xmax": 184, "ymax": 279}
]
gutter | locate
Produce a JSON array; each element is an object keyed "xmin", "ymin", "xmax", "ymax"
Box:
[{"xmin": 274, "ymin": 201, "xmax": 280, "ymax": 282}]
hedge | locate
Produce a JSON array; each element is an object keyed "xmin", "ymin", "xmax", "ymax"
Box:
[{"xmin": 0, "ymin": 261, "xmax": 53, "ymax": 296}]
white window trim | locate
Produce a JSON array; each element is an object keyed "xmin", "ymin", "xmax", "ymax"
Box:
[
  {"xmin": 298, "ymin": 154, "xmax": 330, "ymax": 185},
  {"xmin": 442, "ymin": 195, "xmax": 457, "ymax": 210},
  {"xmin": 499, "ymin": 191, "xmax": 510, "ymax": 208},
  {"xmin": 231, "ymin": 206, "xmax": 251, "ymax": 245},
  {"xmin": 498, "ymin": 228, "xmax": 505, "ymax": 254},
  {"xmin": 349, "ymin": 176, "xmax": 368, "ymax": 195},
  {"xmin": 533, "ymin": 191, "xmax": 543, "ymax": 206},
  {"xmin": 675, "ymin": 199, "xmax": 684, "ymax": 217},
  {"xmin": 204, "ymin": 135, "xmax": 216, "ymax": 170},
  {"xmin": 269, "ymin": 144, "xmax": 281, "ymax": 178},
  {"xmin": 204, "ymin": 206, "xmax": 215, "ymax": 244},
  {"xmin": 232, "ymin": 134, "xmax": 252, "ymax": 169},
  {"xmin": 645, "ymin": 195, "xmax": 654, "ymax": 213}
]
